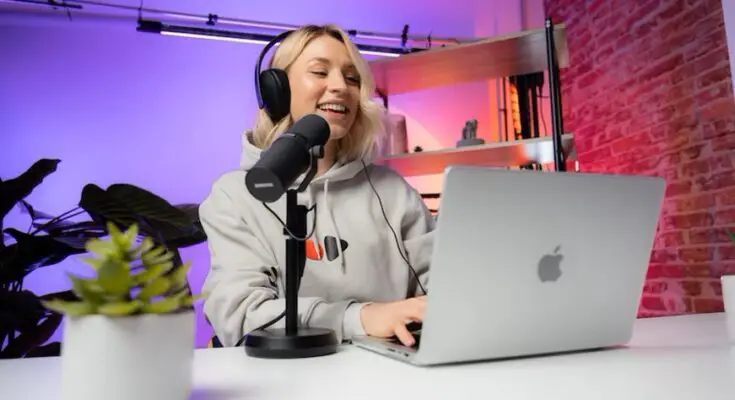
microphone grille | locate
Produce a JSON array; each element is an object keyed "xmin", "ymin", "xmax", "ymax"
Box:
[{"xmin": 290, "ymin": 113, "xmax": 330, "ymax": 146}]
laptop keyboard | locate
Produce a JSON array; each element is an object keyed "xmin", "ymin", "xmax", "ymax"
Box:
[{"xmin": 389, "ymin": 332, "xmax": 421, "ymax": 350}]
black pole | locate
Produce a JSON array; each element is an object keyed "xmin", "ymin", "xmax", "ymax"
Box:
[
  {"xmin": 544, "ymin": 17, "xmax": 566, "ymax": 172},
  {"xmin": 284, "ymin": 189, "xmax": 302, "ymax": 335}
]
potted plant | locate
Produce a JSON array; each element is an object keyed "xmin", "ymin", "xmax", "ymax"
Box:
[
  {"xmin": 1, "ymin": 159, "xmax": 207, "ymax": 360},
  {"xmin": 42, "ymin": 222, "xmax": 204, "ymax": 400}
]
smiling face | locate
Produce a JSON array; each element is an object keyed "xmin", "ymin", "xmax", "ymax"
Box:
[{"xmin": 286, "ymin": 35, "xmax": 361, "ymax": 143}]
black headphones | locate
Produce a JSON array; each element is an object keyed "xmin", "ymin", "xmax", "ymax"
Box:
[{"xmin": 255, "ymin": 30, "xmax": 295, "ymax": 123}]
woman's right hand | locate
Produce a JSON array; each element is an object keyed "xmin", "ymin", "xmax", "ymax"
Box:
[{"xmin": 359, "ymin": 296, "xmax": 426, "ymax": 347}]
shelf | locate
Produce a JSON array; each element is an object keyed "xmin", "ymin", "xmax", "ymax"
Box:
[
  {"xmin": 375, "ymin": 133, "xmax": 576, "ymax": 176},
  {"xmin": 368, "ymin": 23, "xmax": 569, "ymax": 96}
]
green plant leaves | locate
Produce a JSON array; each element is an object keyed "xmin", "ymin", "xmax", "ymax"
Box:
[
  {"xmin": 136, "ymin": 277, "xmax": 170, "ymax": 301},
  {"xmin": 141, "ymin": 290, "xmax": 189, "ymax": 314},
  {"xmin": 38, "ymin": 223, "xmax": 205, "ymax": 318},
  {"xmin": 168, "ymin": 260, "xmax": 192, "ymax": 291},
  {"xmin": 67, "ymin": 273, "xmax": 104, "ymax": 304},
  {"xmin": 97, "ymin": 258, "xmax": 133, "ymax": 298},
  {"xmin": 97, "ymin": 300, "xmax": 143, "ymax": 316},
  {"xmin": 41, "ymin": 299, "xmax": 95, "ymax": 316}
]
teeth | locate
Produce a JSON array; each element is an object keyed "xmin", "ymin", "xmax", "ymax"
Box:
[{"xmin": 319, "ymin": 103, "xmax": 347, "ymax": 112}]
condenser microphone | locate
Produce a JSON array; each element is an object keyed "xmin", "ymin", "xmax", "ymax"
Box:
[{"xmin": 245, "ymin": 113, "xmax": 330, "ymax": 203}]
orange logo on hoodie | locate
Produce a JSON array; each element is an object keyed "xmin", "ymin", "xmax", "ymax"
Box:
[{"xmin": 305, "ymin": 236, "xmax": 349, "ymax": 261}]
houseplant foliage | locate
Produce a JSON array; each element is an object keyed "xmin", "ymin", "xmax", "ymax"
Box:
[
  {"xmin": 0, "ymin": 158, "xmax": 207, "ymax": 359},
  {"xmin": 41, "ymin": 222, "xmax": 202, "ymax": 317}
]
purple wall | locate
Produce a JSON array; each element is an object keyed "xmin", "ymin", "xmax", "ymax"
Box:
[{"xmin": 0, "ymin": 2, "xmax": 534, "ymax": 347}]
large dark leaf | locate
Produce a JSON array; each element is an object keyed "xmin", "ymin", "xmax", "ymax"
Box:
[
  {"xmin": 30, "ymin": 218, "xmax": 108, "ymax": 250},
  {"xmin": 0, "ymin": 229, "xmax": 85, "ymax": 285},
  {"xmin": 0, "ymin": 313, "xmax": 62, "ymax": 359},
  {"xmin": 24, "ymin": 341, "xmax": 61, "ymax": 358},
  {"xmin": 105, "ymin": 184, "xmax": 193, "ymax": 238},
  {"xmin": 166, "ymin": 203, "xmax": 207, "ymax": 248},
  {"xmin": 78, "ymin": 183, "xmax": 139, "ymax": 229},
  {"xmin": 0, "ymin": 159, "xmax": 60, "ymax": 221},
  {"xmin": 0, "ymin": 159, "xmax": 61, "ymax": 247},
  {"xmin": 0, "ymin": 290, "xmax": 47, "ymax": 335},
  {"xmin": 17, "ymin": 200, "xmax": 56, "ymax": 221}
]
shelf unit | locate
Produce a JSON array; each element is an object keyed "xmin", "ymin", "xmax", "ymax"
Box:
[
  {"xmin": 376, "ymin": 133, "xmax": 576, "ymax": 177},
  {"xmin": 368, "ymin": 19, "xmax": 574, "ymax": 177}
]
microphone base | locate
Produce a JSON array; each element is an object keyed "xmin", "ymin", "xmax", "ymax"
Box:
[{"xmin": 244, "ymin": 327, "xmax": 338, "ymax": 359}]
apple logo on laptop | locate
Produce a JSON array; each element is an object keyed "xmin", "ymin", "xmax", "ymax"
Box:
[{"xmin": 538, "ymin": 245, "xmax": 563, "ymax": 282}]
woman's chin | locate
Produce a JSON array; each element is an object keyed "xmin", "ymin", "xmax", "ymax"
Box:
[{"xmin": 326, "ymin": 124, "xmax": 348, "ymax": 141}]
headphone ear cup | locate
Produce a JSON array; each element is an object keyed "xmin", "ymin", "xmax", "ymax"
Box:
[{"xmin": 259, "ymin": 68, "xmax": 291, "ymax": 122}]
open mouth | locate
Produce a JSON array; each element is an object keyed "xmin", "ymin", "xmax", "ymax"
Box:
[{"xmin": 317, "ymin": 103, "xmax": 349, "ymax": 115}]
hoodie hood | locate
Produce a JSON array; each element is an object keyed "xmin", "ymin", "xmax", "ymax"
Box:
[{"xmin": 239, "ymin": 130, "xmax": 376, "ymax": 268}]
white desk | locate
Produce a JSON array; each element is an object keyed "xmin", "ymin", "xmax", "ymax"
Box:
[{"xmin": 2, "ymin": 313, "xmax": 733, "ymax": 399}]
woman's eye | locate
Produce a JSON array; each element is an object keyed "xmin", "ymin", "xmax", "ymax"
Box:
[{"xmin": 311, "ymin": 71, "xmax": 327, "ymax": 76}]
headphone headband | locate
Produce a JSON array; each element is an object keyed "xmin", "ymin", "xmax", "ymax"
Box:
[{"xmin": 255, "ymin": 30, "xmax": 295, "ymax": 109}]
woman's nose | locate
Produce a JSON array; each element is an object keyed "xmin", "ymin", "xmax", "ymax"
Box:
[{"xmin": 327, "ymin": 72, "xmax": 348, "ymax": 92}]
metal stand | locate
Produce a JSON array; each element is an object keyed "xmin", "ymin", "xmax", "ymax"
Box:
[
  {"xmin": 544, "ymin": 17, "xmax": 567, "ymax": 172},
  {"xmin": 244, "ymin": 148, "xmax": 338, "ymax": 359}
]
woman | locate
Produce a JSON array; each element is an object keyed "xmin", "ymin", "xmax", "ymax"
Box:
[{"xmin": 199, "ymin": 24, "xmax": 434, "ymax": 348}]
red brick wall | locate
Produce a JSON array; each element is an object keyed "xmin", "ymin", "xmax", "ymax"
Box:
[{"xmin": 543, "ymin": 0, "xmax": 735, "ymax": 316}]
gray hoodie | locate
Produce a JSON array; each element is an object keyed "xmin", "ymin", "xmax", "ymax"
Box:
[{"xmin": 199, "ymin": 131, "xmax": 435, "ymax": 346}]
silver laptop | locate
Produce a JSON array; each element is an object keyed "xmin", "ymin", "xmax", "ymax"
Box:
[{"xmin": 351, "ymin": 165, "xmax": 666, "ymax": 366}]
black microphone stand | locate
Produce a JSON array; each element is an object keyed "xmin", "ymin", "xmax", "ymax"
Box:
[{"xmin": 244, "ymin": 145, "xmax": 339, "ymax": 359}]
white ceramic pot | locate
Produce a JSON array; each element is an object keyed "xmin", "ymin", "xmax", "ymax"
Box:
[
  {"xmin": 722, "ymin": 275, "xmax": 735, "ymax": 343},
  {"xmin": 60, "ymin": 311, "xmax": 196, "ymax": 400}
]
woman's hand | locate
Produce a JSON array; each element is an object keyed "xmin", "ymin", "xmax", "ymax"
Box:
[{"xmin": 359, "ymin": 296, "xmax": 426, "ymax": 347}]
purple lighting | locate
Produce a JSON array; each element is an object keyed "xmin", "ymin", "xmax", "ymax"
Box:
[{"xmin": 1, "ymin": 1, "xmax": 510, "ymax": 348}]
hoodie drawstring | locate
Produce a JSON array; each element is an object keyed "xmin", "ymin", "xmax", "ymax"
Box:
[
  {"xmin": 323, "ymin": 179, "xmax": 345, "ymax": 269},
  {"xmin": 307, "ymin": 187, "xmax": 321, "ymax": 260}
]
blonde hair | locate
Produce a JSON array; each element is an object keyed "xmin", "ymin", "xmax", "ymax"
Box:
[{"xmin": 250, "ymin": 24, "xmax": 384, "ymax": 162}]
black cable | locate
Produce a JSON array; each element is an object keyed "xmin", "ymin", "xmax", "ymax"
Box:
[
  {"xmin": 360, "ymin": 160, "xmax": 427, "ymax": 296},
  {"xmin": 262, "ymin": 202, "xmax": 317, "ymax": 241}
]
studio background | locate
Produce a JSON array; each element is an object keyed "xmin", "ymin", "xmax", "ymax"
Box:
[
  {"xmin": 1, "ymin": 0, "xmax": 547, "ymax": 347},
  {"xmin": 2, "ymin": 0, "xmax": 734, "ymax": 349}
]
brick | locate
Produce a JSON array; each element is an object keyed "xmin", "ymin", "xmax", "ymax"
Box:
[
  {"xmin": 672, "ymin": 193, "xmax": 717, "ymax": 212},
  {"xmin": 678, "ymin": 246, "xmax": 716, "ymax": 262},
  {"xmin": 664, "ymin": 212, "xmax": 715, "ymax": 229},
  {"xmin": 697, "ymin": 66, "xmax": 734, "ymax": 90},
  {"xmin": 693, "ymin": 298, "xmax": 724, "ymax": 313},
  {"xmin": 713, "ymin": 134, "xmax": 735, "ymax": 152},
  {"xmin": 721, "ymin": 263, "xmax": 735, "ymax": 275},
  {"xmin": 714, "ymin": 209, "xmax": 735, "ymax": 224},
  {"xmin": 683, "ymin": 155, "xmax": 734, "ymax": 178},
  {"xmin": 692, "ymin": 47, "xmax": 730, "ymax": 75},
  {"xmin": 693, "ymin": 170, "xmax": 735, "ymax": 192},
  {"xmin": 643, "ymin": 281, "xmax": 668, "ymax": 293},
  {"xmin": 685, "ymin": 264, "xmax": 715, "ymax": 278},
  {"xmin": 650, "ymin": 248, "xmax": 679, "ymax": 263},
  {"xmin": 719, "ymin": 246, "xmax": 735, "ymax": 260},
  {"xmin": 664, "ymin": 181, "xmax": 693, "ymax": 197},
  {"xmin": 717, "ymin": 187, "xmax": 735, "ymax": 206},
  {"xmin": 689, "ymin": 227, "xmax": 734, "ymax": 244},
  {"xmin": 700, "ymin": 116, "xmax": 735, "ymax": 140},
  {"xmin": 681, "ymin": 280, "xmax": 703, "ymax": 296},
  {"xmin": 641, "ymin": 296, "xmax": 667, "ymax": 311}
]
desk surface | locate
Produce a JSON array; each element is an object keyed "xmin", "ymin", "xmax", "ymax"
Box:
[{"xmin": 2, "ymin": 313, "xmax": 734, "ymax": 399}]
